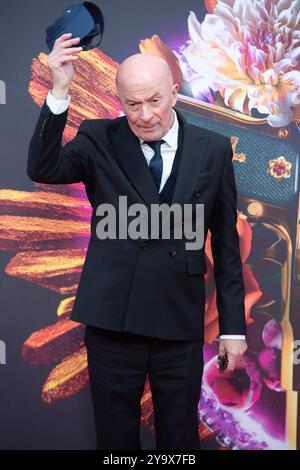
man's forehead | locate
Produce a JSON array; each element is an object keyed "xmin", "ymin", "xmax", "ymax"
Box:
[
  {"xmin": 120, "ymin": 72, "xmax": 164, "ymax": 87},
  {"xmin": 125, "ymin": 91, "xmax": 162, "ymax": 102},
  {"xmin": 119, "ymin": 76, "xmax": 169, "ymax": 96}
]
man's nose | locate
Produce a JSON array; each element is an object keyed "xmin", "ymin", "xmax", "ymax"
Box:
[{"xmin": 139, "ymin": 104, "xmax": 152, "ymax": 121}]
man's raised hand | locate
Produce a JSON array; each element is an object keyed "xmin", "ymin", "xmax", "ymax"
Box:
[{"xmin": 47, "ymin": 33, "xmax": 83, "ymax": 99}]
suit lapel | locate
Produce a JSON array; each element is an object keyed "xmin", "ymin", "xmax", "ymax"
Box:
[
  {"xmin": 110, "ymin": 117, "xmax": 160, "ymax": 207},
  {"xmin": 171, "ymin": 109, "xmax": 209, "ymax": 205}
]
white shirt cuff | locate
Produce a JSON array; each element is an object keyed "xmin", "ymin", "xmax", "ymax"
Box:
[
  {"xmin": 218, "ymin": 335, "xmax": 246, "ymax": 340},
  {"xmin": 46, "ymin": 90, "xmax": 71, "ymax": 114}
]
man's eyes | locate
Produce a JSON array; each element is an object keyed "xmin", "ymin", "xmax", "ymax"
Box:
[{"xmin": 128, "ymin": 99, "xmax": 160, "ymax": 107}]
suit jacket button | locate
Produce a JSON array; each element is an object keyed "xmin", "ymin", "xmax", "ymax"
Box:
[
  {"xmin": 194, "ymin": 191, "xmax": 200, "ymax": 197},
  {"xmin": 169, "ymin": 248, "xmax": 177, "ymax": 257}
]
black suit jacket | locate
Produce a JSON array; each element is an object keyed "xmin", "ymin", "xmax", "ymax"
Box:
[{"xmin": 27, "ymin": 100, "xmax": 246, "ymax": 341}]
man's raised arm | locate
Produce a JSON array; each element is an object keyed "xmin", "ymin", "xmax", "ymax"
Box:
[{"xmin": 27, "ymin": 33, "xmax": 93, "ymax": 184}]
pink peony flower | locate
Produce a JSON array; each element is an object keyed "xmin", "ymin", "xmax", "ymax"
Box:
[
  {"xmin": 203, "ymin": 354, "xmax": 262, "ymax": 410},
  {"xmin": 176, "ymin": 0, "xmax": 300, "ymax": 127}
]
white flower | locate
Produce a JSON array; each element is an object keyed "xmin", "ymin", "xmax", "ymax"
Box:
[{"xmin": 177, "ymin": 0, "xmax": 300, "ymax": 127}]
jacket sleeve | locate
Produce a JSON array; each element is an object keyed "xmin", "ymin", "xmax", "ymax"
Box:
[
  {"xmin": 27, "ymin": 99, "xmax": 94, "ymax": 184},
  {"xmin": 208, "ymin": 137, "xmax": 247, "ymax": 337}
]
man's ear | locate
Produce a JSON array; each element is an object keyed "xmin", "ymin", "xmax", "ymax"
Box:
[{"xmin": 171, "ymin": 83, "xmax": 179, "ymax": 105}]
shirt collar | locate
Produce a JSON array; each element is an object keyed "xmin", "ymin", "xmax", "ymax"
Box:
[{"xmin": 139, "ymin": 108, "xmax": 178, "ymax": 149}]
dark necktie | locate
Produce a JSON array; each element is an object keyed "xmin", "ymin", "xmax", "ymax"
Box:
[{"xmin": 145, "ymin": 139, "xmax": 164, "ymax": 191}]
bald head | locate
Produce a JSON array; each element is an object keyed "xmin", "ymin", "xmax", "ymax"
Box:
[
  {"xmin": 115, "ymin": 54, "xmax": 178, "ymax": 141},
  {"xmin": 116, "ymin": 54, "xmax": 173, "ymax": 95}
]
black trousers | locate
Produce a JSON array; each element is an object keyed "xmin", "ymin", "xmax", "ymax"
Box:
[{"xmin": 84, "ymin": 325, "xmax": 204, "ymax": 450}]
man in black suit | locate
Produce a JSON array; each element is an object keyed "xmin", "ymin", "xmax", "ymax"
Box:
[{"xmin": 27, "ymin": 33, "xmax": 247, "ymax": 450}]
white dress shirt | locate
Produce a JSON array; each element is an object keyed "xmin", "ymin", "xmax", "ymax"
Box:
[
  {"xmin": 45, "ymin": 90, "xmax": 246, "ymax": 341},
  {"xmin": 138, "ymin": 108, "xmax": 178, "ymax": 193}
]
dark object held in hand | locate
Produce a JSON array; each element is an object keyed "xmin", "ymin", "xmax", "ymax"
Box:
[
  {"xmin": 46, "ymin": 2, "xmax": 104, "ymax": 52},
  {"xmin": 217, "ymin": 352, "xmax": 229, "ymax": 373}
]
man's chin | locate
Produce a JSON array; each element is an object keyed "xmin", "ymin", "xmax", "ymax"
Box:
[{"xmin": 138, "ymin": 127, "xmax": 162, "ymax": 141}]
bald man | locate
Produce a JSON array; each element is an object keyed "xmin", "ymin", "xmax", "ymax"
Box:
[{"xmin": 27, "ymin": 34, "xmax": 247, "ymax": 450}]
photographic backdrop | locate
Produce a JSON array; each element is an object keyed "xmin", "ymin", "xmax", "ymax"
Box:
[{"xmin": 0, "ymin": 0, "xmax": 300, "ymax": 450}]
